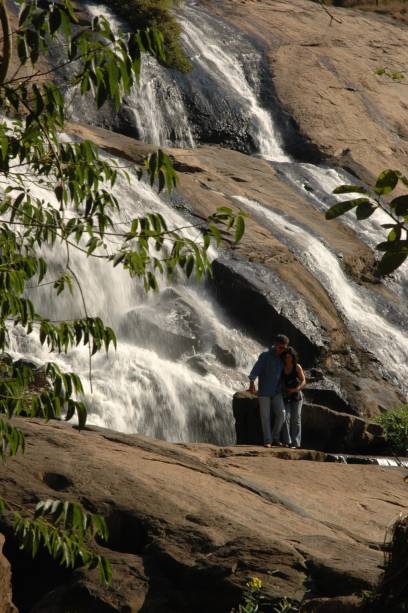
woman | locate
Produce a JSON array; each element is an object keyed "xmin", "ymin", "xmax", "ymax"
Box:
[{"xmin": 282, "ymin": 348, "xmax": 306, "ymax": 449}]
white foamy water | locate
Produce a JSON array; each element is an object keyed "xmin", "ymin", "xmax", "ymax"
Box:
[
  {"xmin": 288, "ymin": 163, "xmax": 408, "ymax": 297},
  {"xmin": 85, "ymin": 3, "xmax": 195, "ymax": 148},
  {"xmin": 131, "ymin": 72, "xmax": 196, "ymax": 148},
  {"xmin": 180, "ymin": 6, "xmax": 288, "ymax": 162},
  {"xmin": 6, "ymin": 161, "xmax": 259, "ymax": 443},
  {"xmin": 234, "ymin": 196, "xmax": 408, "ymax": 394}
]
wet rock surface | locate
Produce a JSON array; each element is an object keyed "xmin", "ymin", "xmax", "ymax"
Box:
[
  {"xmin": 210, "ymin": 255, "xmax": 324, "ymax": 368},
  {"xmin": 1, "ymin": 418, "xmax": 407, "ymax": 612}
]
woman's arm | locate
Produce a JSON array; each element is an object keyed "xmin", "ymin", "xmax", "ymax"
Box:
[{"xmin": 295, "ymin": 364, "xmax": 306, "ymax": 391}]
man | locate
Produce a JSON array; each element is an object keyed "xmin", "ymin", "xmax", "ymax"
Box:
[{"xmin": 248, "ymin": 334, "xmax": 289, "ymax": 448}]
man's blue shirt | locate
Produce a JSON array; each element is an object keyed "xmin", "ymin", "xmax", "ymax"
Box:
[{"xmin": 249, "ymin": 347, "xmax": 283, "ymax": 396}]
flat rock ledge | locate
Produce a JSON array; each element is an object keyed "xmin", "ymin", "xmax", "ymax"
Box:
[
  {"xmin": 233, "ymin": 392, "xmax": 386, "ymax": 453},
  {"xmin": 0, "ymin": 418, "xmax": 407, "ymax": 612}
]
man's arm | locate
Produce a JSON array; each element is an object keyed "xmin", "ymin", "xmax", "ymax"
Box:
[
  {"xmin": 248, "ymin": 379, "xmax": 256, "ymax": 394},
  {"xmin": 247, "ymin": 353, "xmax": 265, "ymax": 393}
]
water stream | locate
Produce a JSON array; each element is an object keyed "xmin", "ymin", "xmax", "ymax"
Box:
[
  {"xmin": 327, "ymin": 454, "xmax": 408, "ymax": 468},
  {"xmin": 9, "ymin": 161, "xmax": 260, "ymax": 442},
  {"xmin": 233, "ymin": 195, "xmax": 408, "ymax": 394}
]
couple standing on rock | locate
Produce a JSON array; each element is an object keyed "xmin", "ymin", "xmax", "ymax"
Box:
[{"xmin": 248, "ymin": 334, "xmax": 306, "ymax": 448}]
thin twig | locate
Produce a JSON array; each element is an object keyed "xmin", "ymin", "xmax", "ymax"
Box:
[{"xmin": 318, "ymin": 0, "xmax": 343, "ymax": 25}]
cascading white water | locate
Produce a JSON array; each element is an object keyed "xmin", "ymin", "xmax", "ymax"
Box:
[
  {"xmin": 84, "ymin": 4, "xmax": 195, "ymax": 148},
  {"xmin": 179, "ymin": 7, "xmax": 288, "ymax": 162},
  {"xmin": 285, "ymin": 162, "xmax": 408, "ymax": 300},
  {"xmin": 8, "ymin": 159, "xmax": 260, "ymax": 443},
  {"xmin": 174, "ymin": 5, "xmax": 408, "ymax": 396},
  {"xmin": 234, "ymin": 195, "xmax": 408, "ymax": 394}
]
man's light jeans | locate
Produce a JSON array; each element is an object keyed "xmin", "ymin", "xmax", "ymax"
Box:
[{"xmin": 258, "ymin": 393, "xmax": 288, "ymax": 445}]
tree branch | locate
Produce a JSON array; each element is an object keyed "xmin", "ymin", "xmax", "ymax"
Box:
[{"xmin": 0, "ymin": 0, "xmax": 11, "ymax": 84}]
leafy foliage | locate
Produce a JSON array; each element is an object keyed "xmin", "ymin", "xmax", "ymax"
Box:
[
  {"xmin": 375, "ymin": 405, "xmax": 408, "ymax": 455},
  {"xmin": 13, "ymin": 499, "xmax": 112, "ymax": 584},
  {"xmin": 0, "ymin": 419, "xmax": 25, "ymax": 459},
  {"xmin": 327, "ymin": 169, "xmax": 408, "ymax": 275},
  {"xmin": 232, "ymin": 577, "xmax": 265, "ymax": 613},
  {"xmin": 102, "ymin": 0, "xmax": 192, "ymax": 72},
  {"xmin": 0, "ymin": 0, "xmax": 245, "ymax": 585}
]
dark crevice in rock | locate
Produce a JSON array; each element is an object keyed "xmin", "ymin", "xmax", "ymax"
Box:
[
  {"xmin": 305, "ymin": 557, "xmax": 376, "ymax": 597},
  {"xmin": 139, "ymin": 545, "xmax": 241, "ymax": 613},
  {"xmin": 0, "ymin": 520, "xmax": 73, "ymax": 612},
  {"xmin": 42, "ymin": 472, "xmax": 73, "ymax": 492},
  {"xmin": 104, "ymin": 509, "xmax": 150, "ymax": 555},
  {"xmin": 31, "ymin": 582, "xmax": 119, "ymax": 613},
  {"xmin": 171, "ymin": 159, "xmax": 203, "ymax": 173}
]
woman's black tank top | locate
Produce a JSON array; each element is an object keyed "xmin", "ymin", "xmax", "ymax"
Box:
[{"xmin": 283, "ymin": 366, "xmax": 301, "ymax": 402}]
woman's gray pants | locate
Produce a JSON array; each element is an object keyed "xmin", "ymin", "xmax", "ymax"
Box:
[
  {"xmin": 258, "ymin": 394, "xmax": 289, "ymax": 444},
  {"xmin": 285, "ymin": 396, "xmax": 303, "ymax": 447}
]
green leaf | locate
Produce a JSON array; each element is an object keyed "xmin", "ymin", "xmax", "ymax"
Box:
[
  {"xmin": 325, "ymin": 198, "xmax": 369, "ymax": 220},
  {"xmin": 388, "ymin": 226, "xmax": 401, "ymax": 242},
  {"xmin": 19, "ymin": 5, "xmax": 31, "ymax": 27},
  {"xmin": 76, "ymin": 402, "xmax": 87, "ymax": 430},
  {"xmin": 16, "ymin": 35, "xmax": 28, "ymax": 65},
  {"xmin": 98, "ymin": 556, "xmax": 112, "ymax": 585},
  {"xmin": 390, "ymin": 195, "xmax": 408, "ymax": 217},
  {"xmin": 49, "ymin": 9, "xmax": 62, "ymax": 35},
  {"xmin": 374, "ymin": 169, "xmax": 399, "ymax": 195},
  {"xmin": 15, "ymin": 500, "xmax": 112, "ymax": 584},
  {"xmin": 376, "ymin": 240, "xmax": 408, "ymax": 252},
  {"xmin": 378, "ymin": 251, "xmax": 408, "ymax": 275},
  {"xmin": 185, "ymin": 256, "xmax": 194, "ymax": 278},
  {"xmin": 26, "ymin": 29, "xmax": 40, "ymax": 64},
  {"xmin": 332, "ymin": 184, "xmax": 368, "ymax": 195},
  {"xmin": 235, "ymin": 215, "xmax": 245, "ymax": 243},
  {"xmin": 356, "ymin": 202, "xmax": 376, "ymax": 220}
]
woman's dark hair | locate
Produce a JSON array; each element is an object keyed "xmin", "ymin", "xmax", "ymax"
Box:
[{"xmin": 282, "ymin": 347, "xmax": 298, "ymax": 367}]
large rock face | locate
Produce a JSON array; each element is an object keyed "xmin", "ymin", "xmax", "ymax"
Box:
[
  {"xmin": 1, "ymin": 419, "xmax": 407, "ymax": 612},
  {"xmin": 215, "ymin": 0, "xmax": 408, "ymax": 180},
  {"xmin": 58, "ymin": 0, "xmax": 408, "ymax": 430}
]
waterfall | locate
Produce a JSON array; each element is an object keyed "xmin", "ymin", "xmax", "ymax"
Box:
[
  {"xmin": 82, "ymin": 4, "xmax": 196, "ymax": 148},
  {"xmin": 283, "ymin": 162, "xmax": 408, "ymax": 301},
  {"xmin": 179, "ymin": 7, "xmax": 288, "ymax": 162},
  {"xmin": 8, "ymin": 160, "xmax": 260, "ymax": 443},
  {"xmin": 27, "ymin": 0, "xmax": 407, "ymax": 442},
  {"xmin": 234, "ymin": 195, "xmax": 408, "ymax": 394}
]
